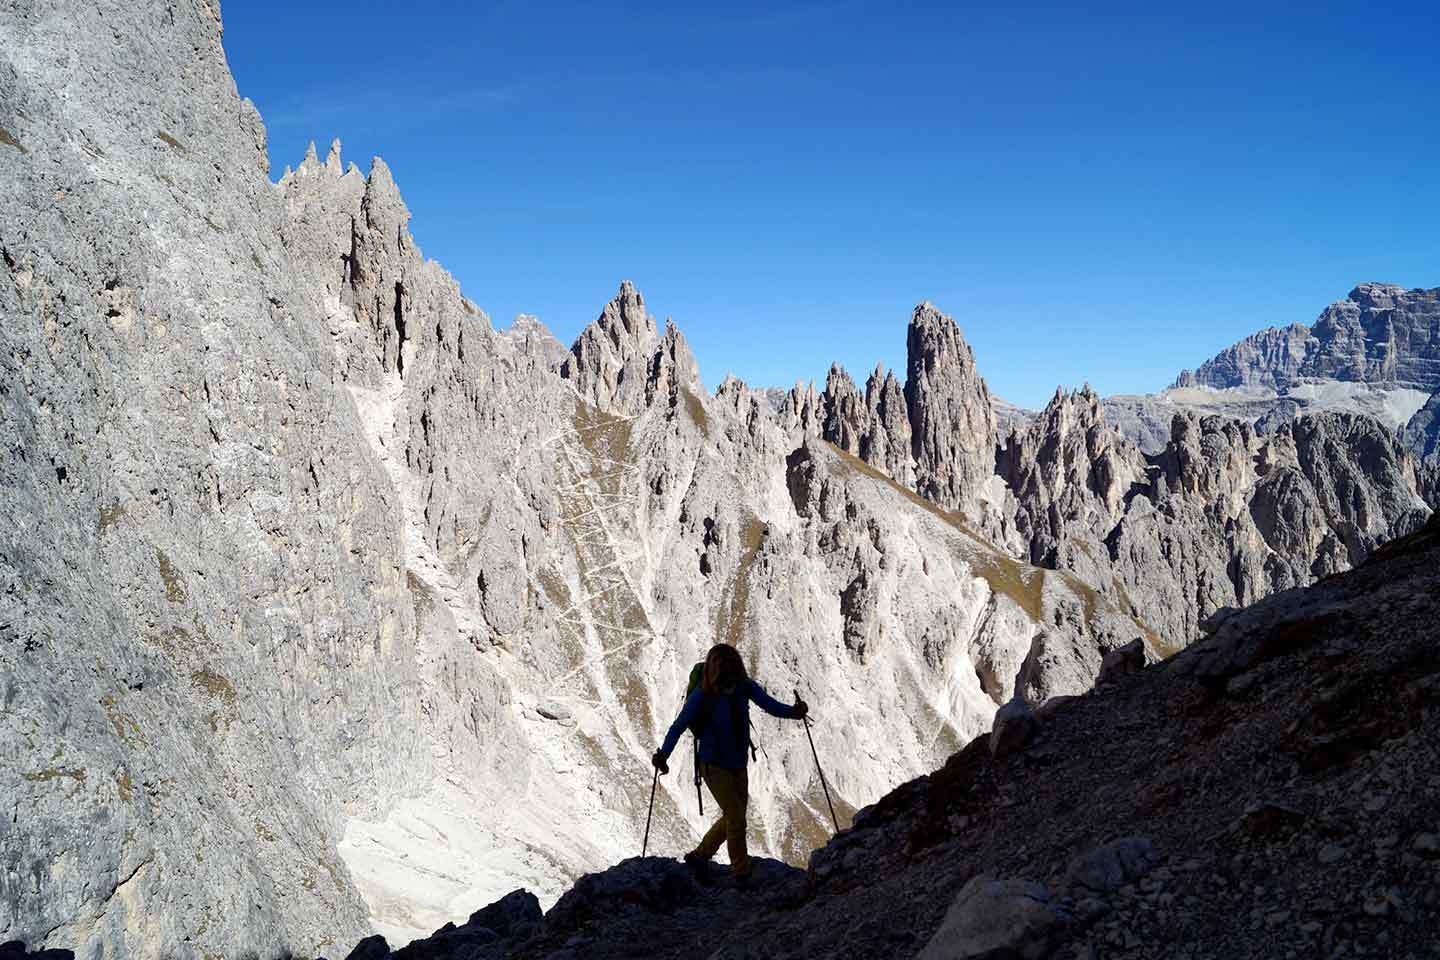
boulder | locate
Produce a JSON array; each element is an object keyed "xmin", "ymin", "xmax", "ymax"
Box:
[
  {"xmin": 1064, "ymin": 836, "xmax": 1158, "ymax": 895},
  {"xmin": 989, "ymin": 698, "xmax": 1038, "ymax": 758},
  {"xmin": 917, "ymin": 875, "xmax": 1068, "ymax": 960}
]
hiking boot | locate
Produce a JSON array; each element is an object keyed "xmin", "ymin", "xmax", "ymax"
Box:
[{"xmin": 683, "ymin": 851, "xmax": 711, "ymax": 882}]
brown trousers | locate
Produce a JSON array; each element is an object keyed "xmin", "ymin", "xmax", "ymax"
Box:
[{"xmin": 693, "ymin": 762, "xmax": 751, "ymax": 875}]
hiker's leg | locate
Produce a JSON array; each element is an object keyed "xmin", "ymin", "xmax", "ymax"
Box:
[
  {"xmin": 692, "ymin": 765, "xmax": 727, "ymax": 859},
  {"xmin": 701, "ymin": 764, "xmax": 749, "ymax": 873},
  {"xmin": 723, "ymin": 767, "xmax": 751, "ymax": 876}
]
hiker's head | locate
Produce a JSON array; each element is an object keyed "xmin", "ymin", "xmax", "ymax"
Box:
[{"xmin": 702, "ymin": 644, "xmax": 747, "ymax": 694}]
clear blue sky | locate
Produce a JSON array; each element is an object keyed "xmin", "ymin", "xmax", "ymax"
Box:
[{"xmin": 224, "ymin": 1, "xmax": 1439, "ymax": 409}]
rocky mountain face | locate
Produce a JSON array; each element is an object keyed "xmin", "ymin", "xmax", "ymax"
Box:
[
  {"xmin": 818, "ymin": 299, "xmax": 999, "ymax": 512},
  {"xmin": 0, "ymin": 3, "xmax": 1156, "ymax": 956},
  {"xmin": 333, "ymin": 510, "xmax": 1440, "ymax": 960},
  {"xmin": 996, "ymin": 387, "xmax": 1434, "ymax": 645},
  {"xmin": 1175, "ymin": 284, "xmax": 1440, "ymax": 393},
  {"xmin": 813, "ymin": 331, "xmax": 1435, "ymax": 650},
  {"xmin": 1110, "ymin": 284, "xmax": 1440, "ymax": 462}
]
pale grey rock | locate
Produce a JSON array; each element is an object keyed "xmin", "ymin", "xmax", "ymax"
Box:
[
  {"xmin": 507, "ymin": 314, "xmax": 570, "ymax": 369},
  {"xmin": 818, "ymin": 362, "xmax": 915, "ymax": 486},
  {"xmin": 1175, "ymin": 323, "xmax": 1314, "ymax": 391},
  {"xmin": 992, "ymin": 395, "xmax": 1037, "ymax": 438},
  {"xmin": 999, "ymin": 388, "xmax": 1433, "ymax": 646},
  {"xmin": 916, "ymin": 875, "xmax": 1068, "ymax": 960},
  {"xmin": 1176, "ymin": 284, "xmax": 1440, "ymax": 393},
  {"xmin": 989, "ymin": 697, "xmax": 1038, "ymax": 758},
  {"xmin": 7, "ymin": 2, "xmax": 1434, "ymax": 955},
  {"xmin": 0, "ymin": 2, "xmax": 414, "ymax": 956},
  {"xmin": 1110, "ymin": 285, "xmax": 1440, "ymax": 459},
  {"xmin": 906, "ymin": 302, "xmax": 998, "ymax": 516},
  {"xmin": 863, "ymin": 364, "xmax": 915, "ymax": 486},
  {"xmin": 1, "ymin": 29, "xmax": 1157, "ymax": 947},
  {"xmin": 821, "ymin": 363, "xmax": 866, "ymax": 455},
  {"xmin": 560, "ymin": 281, "xmax": 702, "ymax": 416}
]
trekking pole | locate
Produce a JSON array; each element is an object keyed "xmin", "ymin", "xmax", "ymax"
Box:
[
  {"xmin": 749, "ymin": 719, "xmax": 770, "ymax": 760},
  {"xmin": 795, "ymin": 687, "xmax": 839, "ymax": 834},
  {"xmin": 641, "ymin": 767, "xmax": 658, "ymax": 857}
]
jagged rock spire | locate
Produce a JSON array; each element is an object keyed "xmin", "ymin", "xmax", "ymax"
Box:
[
  {"xmin": 561, "ymin": 281, "xmax": 700, "ymax": 414},
  {"xmin": 904, "ymin": 301, "xmax": 997, "ymax": 514}
]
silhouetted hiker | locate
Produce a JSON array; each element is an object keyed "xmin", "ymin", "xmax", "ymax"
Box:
[{"xmin": 651, "ymin": 643, "xmax": 807, "ymax": 882}]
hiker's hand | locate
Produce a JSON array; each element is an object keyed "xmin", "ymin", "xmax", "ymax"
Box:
[
  {"xmin": 651, "ymin": 751, "xmax": 669, "ymax": 775},
  {"xmin": 793, "ymin": 697, "xmax": 809, "ymax": 720}
]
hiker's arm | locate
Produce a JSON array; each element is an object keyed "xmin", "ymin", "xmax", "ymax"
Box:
[
  {"xmin": 657, "ymin": 689, "xmax": 702, "ymax": 760},
  {"xmin": 748, "ymin": 680, "xmax": 804, "ymax": 719}
]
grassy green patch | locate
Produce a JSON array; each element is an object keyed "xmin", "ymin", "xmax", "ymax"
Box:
[
  {"xmin": 682, "ymin": 388, "xmax": 710, "ymax": 439},
  {"xmin": 191, "ymin": 669, "xmax": 237, "ymax": 706},
  {"xmin": 536, "ymin": 567, "xmax": 571, "ymax": 610},
  {"xmin": 405, "ymin": 569, "xmax": 433, "ymax": 607},
  {"xmin": 100, "ymin": 694, "xmax": 144, "ymax": 746},
  {"xmin": 716, "ymin": 515, "xmax": 766, "ymax": 648},
  {"xmin": 778, "ymin": 782, "xmax": 856, "ymax": 867},
  {"xmin": 22, "ymin": 767, "xmax": 86, "ymax": 784},
  {"xmin": 156, "ymin": 549, "xmax": 187, "ymax": 603},
  {"xmin": 98, "ymin": 502, "xmax": 125, "ymax": 532}
]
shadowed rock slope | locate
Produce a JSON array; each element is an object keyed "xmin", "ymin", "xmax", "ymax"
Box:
[{"xmin": 371, "ymin": 510, "xmax": 1440, "ymax": 959}]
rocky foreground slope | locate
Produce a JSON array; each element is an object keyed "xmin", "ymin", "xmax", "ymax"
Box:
[{"xmin": 366, "ymin": 510, "xmax": 1440, "ymax": 960}]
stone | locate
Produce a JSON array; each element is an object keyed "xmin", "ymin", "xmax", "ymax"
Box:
[
  {"xmin": 1065, "ymin": 837, "xmax": 1159, "ymax": 895},
  {"xmin": 344, "ymin": 935, "xmax": 391, "ymax": 960},
  {"xmin": 1237, "ymin": 801, "xmax": 1307, "ymax": 836},
  {"xmin": 990, "ymin": 698, "xmax": 1039, "ymax": 758},
  {"xmin": 1097, "ymin": 638, "xmax": 1147, "ymax": 685},
  {"xmin": 916, "ymin": 875, "xmax": 1069, "ymax": 960},
  {"xmin": 466, "ymin": 889, "xmax": 541, "ymax": 939}
]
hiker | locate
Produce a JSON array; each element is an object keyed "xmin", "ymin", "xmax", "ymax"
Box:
[{"xmin": 651, "ymin": 643, "xmax": 808, "ymax": 881}]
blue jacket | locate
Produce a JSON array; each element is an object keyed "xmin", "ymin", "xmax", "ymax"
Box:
[{"xmin": 659, "ymin": 678, "xmax": 802, "ymax": 770}]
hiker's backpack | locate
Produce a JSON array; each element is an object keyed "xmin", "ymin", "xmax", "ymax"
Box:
[{"xmin": 683, "ymin": 662, "xmax": 756, "ymax": 815}]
